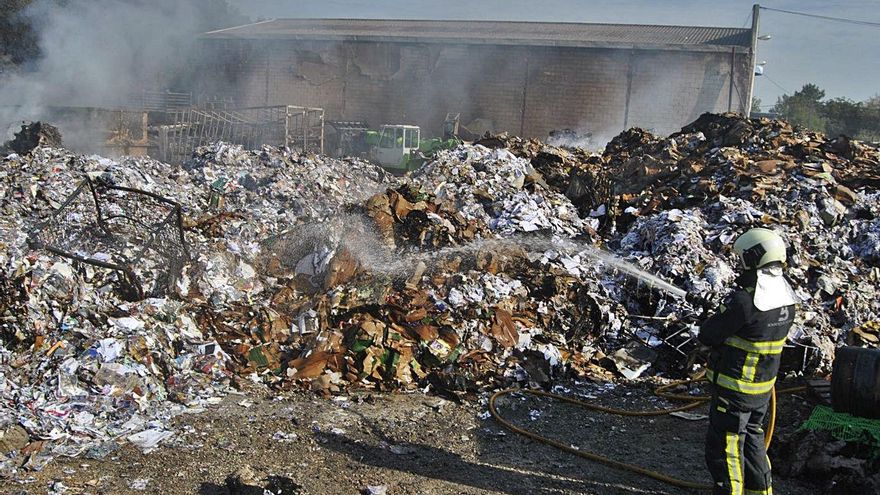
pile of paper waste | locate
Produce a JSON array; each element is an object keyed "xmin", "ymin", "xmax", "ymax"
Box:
[{"xmin": 1, "ymin": 112, "xmax": 879, "ymax": 473}]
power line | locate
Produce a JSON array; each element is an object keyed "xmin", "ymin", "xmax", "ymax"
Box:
[
  {"xmin": 740, "ymin": 10, "xmax": 753, "ymax": 29},
  {"xmin": 762, "ymin": 74, "xmax": 790, "ymax": 95},
  {"xmin": 760, "ymin": 6, "xmax": 880, "ymax": 28}
]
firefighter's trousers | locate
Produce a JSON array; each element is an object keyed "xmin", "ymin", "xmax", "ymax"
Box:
[{"xmin": 705, "ymin": 394, "xmax": 772, "ymax": 495}]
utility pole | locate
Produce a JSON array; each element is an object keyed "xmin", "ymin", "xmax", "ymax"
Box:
[{"xmin": 745, "ymin": 4, "xmax": 761, "ymax": 116}]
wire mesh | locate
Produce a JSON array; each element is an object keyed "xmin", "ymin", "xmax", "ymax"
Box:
[
  {"xmin": 801, "ymin": 405, "xmax": 880, "ymax": 452},
  {"xmin": 28, "ymin": 178, "xmax": 190, "ymax": 300}
]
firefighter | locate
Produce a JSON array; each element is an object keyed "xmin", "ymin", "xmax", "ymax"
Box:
[{"xmin": 697, "ymin": 228, "xmax": 797, "ymax": 495}]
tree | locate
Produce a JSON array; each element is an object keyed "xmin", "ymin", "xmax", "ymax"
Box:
[
  {"xmin": 795, "ymin": 83, "xmax": 825, "ymax": 103},
  {"xmin": 0, "ymin": 0, "xmax": 245, "ymax": 70},
  {"xmin": 857, "ymin": 94, "xmax": 880, "ymax": 142},
  {"xmin": 0, "ymin": 0, "xmax": 39, "ymax": 67},
  {"xmin": 772, "ymin": 83, "xmax": 827, "ymax": 132},
  {"xmin": 0, "ymin": 0, "xmax": 248, "ymax": 94},
  {"xmin": 823, "ymin": 98, "xmax": 863, "ymax": 137},
  {"xmin": 751, "ymin": 96, "xmax": 762, "ymax": 113},
  {"xmin": 771, "ymin": 84, "xmax": 880, "ymax": 140}
]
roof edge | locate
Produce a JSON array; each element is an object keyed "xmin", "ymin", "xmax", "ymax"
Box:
[
  {"xmin": 201, "ymin": 33, "xmax": 750, "ymax": 53},
  {"xmin": 203, "ymin": 17, "xmax": 751, "ymax": 35},
  {"xmin": 199, "ymin": 18, "xmax": 753, "ymax": 52}
]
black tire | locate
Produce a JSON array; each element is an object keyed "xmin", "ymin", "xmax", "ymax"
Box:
[
  {"xmin": 832, "ymin": 346, "xmax": 858, "ymax": 415},
  {"xmin": 874, "ymin": 351, "xmax": 880, "ymax": 417},
  {"xmin": 832, "ymin": 346, "xmax": 880, "ymax": 419},
  {"xmin": 854, "ymin": 348, "xmax": 880, "ymax": 418}
]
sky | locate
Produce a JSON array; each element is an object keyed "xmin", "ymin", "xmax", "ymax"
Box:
[{"xmin": 228, "ymin": 0, "xmax": 880, "ymax": 110}]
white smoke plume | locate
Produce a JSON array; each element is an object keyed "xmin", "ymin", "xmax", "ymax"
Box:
[{"xmin": 0, "ymin": 0, "xmax": 245, "ymax": 140}]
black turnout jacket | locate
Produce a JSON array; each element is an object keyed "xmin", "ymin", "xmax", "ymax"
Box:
[{"xmin": 698, "ymin": 271, "xmax": 796, "ymax": 409}]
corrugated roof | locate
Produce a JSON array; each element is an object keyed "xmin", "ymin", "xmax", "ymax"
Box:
[{"xmin": 202, "ymin": 19, "xmax": 753, "ymax": 52}]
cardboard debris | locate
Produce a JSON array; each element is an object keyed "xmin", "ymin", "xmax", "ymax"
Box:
[{"xmin": 1, "ymin": 112, "xmax": 879, "ymax": 474}]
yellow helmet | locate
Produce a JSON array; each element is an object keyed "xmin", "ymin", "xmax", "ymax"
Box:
[{"xmin": 732, "ymin": 228, "xmax": 787, "ymax": 269}]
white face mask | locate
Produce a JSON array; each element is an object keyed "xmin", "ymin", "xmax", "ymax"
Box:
[{"xmin": 753, "ymin": 265, "xmax": 799, "ymax": 311}]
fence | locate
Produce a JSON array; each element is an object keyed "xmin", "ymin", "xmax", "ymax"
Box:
[
  {"xmin": 155, "ymin": 105, "xmax": 324, "ymax": 163},
  {"xmin": 133, "ymin": 90, "xmax": 193, "ymax": 111}
]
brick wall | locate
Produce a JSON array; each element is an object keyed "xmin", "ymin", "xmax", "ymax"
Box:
[{"xmin": 199, "ymin": 39, "xmax": 751, "ymax": 140}]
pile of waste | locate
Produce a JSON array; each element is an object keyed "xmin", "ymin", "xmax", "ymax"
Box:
[
  {"xmin": 604, "ymin": 114, "xmax": 880, "ymax": 369},
  {"xmin": 478, "ymin": 113, "xmax": 880, "ymax": 370},
  {"xmin": 410, "ymin": 145, "xmax": 589, "ymax": 237},
  {"xmin": 0, "ymin": 143, "xmax": 397, "ymax": 473},
  {"xmin": 1, "ymin": 121, "xmax": 63, "ymax": 156},
  {"xmin": 187, "ymin": 142, "xmax": 394, "ymax": 223},
  {"xmin": 1, "ymin": 112, "xmax": 880, "ymax": 474},
  {"xmin": 772, "ymin": 428, "xmax": 880, "ymax": 493}
]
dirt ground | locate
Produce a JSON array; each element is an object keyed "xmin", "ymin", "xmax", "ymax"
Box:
[{"xmin": 8, "ymin": 380, "xmax": 822, "ymax": 495}]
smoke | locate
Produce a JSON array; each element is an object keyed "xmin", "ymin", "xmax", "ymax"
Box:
[
  {"xmin": 547, "ymin": 129, "xmax": 598, "ymax": 151},
  {"xmin": 0, "ymin": 0, "xmax": 245, "ymax": 143},
  {"xmin": 0, "ymin": 1, "xmax": 746, "ymax": 153}
]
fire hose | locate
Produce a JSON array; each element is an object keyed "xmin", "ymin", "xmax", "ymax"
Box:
[{"xmin": 489, "ymin": 379, "xmax": 808, "ymax": 491}]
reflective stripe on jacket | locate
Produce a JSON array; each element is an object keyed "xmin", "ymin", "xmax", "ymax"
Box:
[{"xmin": 698, "ymin": 285, "xmax": 795, "ymax": 404}]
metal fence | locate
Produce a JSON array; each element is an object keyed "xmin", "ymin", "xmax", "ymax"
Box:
[
  {"xmin": 133, "ymin": 90, "xmax": 193, "ymax": 111},
  {"xmin": 155, "ymin": 105, "xmax": 324, "ymax": 163}
]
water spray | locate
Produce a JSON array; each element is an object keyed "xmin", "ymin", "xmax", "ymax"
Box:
[
  {"xmin": 573, "ymin": 245, "xmax": 688, "ymax": 300},
  {"xmin": 320, "ymin": 215, "xmax": 690, "ymax": 301}
]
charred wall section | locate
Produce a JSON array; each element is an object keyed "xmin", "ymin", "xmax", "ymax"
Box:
[{"xmin": 198, "ymin": 38, "xmax": 751, "ymax": 139}]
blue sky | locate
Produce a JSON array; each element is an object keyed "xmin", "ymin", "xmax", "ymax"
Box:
[{"xmin": 229, "ymin": 0, "xmax": 880, "ymax": 109}]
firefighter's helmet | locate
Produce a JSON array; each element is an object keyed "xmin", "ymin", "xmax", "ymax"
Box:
[{"xmin": 732, "ymin": 228, "xmax": 787, "ymax": 269}]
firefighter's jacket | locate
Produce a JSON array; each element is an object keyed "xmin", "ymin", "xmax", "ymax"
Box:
[{"xmin": 698, "ymin": 272, "xmax": 796, "ymax": 409}]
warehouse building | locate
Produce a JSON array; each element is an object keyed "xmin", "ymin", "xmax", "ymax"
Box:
[{"xmin": 198, "ymin": 16, "xmax": 757, "ymax": 139}]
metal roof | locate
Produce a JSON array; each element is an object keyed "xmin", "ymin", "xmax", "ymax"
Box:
[{"xmin": 202, "ymin": 19, "xmax": 753, "ymax": 53}]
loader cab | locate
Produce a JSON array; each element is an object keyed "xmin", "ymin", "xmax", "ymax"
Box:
[{"xmin": 372, "ymin": 124, "xmax": 420, "ymax": 171}]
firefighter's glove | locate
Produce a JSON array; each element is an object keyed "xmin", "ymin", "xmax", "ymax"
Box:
[{"xmin": 685, "ymin": 292, "xmax": 711, "ymax": 315}]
